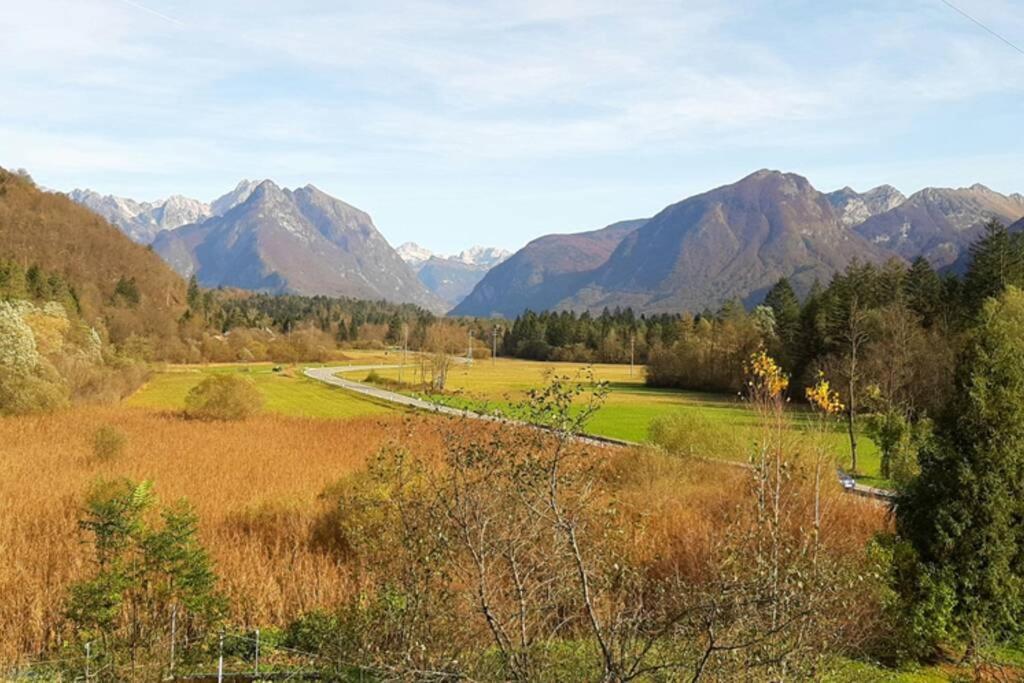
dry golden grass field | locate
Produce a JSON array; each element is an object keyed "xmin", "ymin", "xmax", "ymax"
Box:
[
  {"xmin": 0, "ymin": 399, "xmax": 888, "ymax": 666},
  {"xmin": 0, "ymin": 406, "xmax": 438, "ymax": 663}
]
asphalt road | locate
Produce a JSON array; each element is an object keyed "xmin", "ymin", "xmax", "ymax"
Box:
[{"xmin": 303, "ymin": 364, "xmax": 894, "ymax": 503}]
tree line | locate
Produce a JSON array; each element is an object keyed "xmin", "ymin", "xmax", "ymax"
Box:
[
  {"xmin": 492, "ymin": 308, "xmax": 682, "ymax": 364},
  {"xmin": 646, "ymin": 221, "xmax": 1024, "ymax": 476}
]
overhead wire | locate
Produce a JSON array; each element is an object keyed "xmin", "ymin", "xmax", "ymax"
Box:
[{"xmin": 938, "ymin": 0, "xmax": 1024, "ymax": 56}]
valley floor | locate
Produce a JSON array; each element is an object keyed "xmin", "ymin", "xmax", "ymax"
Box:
[
  {"xmin": 2, "ymin": 356, "xmax": 1020, "ymax": 679},
  {"xmin": 339, "ymin": 354, "xmax": 887, "ymax": 485}
]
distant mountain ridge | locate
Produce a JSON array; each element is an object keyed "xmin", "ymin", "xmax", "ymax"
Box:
[
  {"xmin": 456, "ymin": 170, "xmax": 1024, "ymax": 317},
  {"xmin": 825, "ymin": 185, "xmax": 906, "ymax": 227},
  {"xmin": 151, "ymin": 180, "xmax": 445, "ymax": 311},
  {"xmin": 397, "ymin": 242, "xmax": 511, "ymax": 307},
  {"xmin": 67, "ymin": 180, "xmax": 259, "ymax": 244},
  {"xmin": 451, "ymin": 219, "xmax": 647, "ymax": 317},
  {"xmin": 67, "ymin": 170, "xmax": 1024, "ymax": 318},
  {"xmin": 397, "ymin": 242, "xmax": 511, "ymax": 268},
  {"xmin": 852, "ymin": 183, "xmax": 1024, "ymax": 269}
]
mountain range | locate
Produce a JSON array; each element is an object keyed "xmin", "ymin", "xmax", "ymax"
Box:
[
  {"xmin": 453, "ymin": 171, "xmax": 1024, "ymax": 317},
  {"xmin": 67, "ymin": 179, "xmax": 262, "ymax": 244},
  {"xmin": 148, "ymin": 180, "xmax": 445, "ymax": 311},
  {"xmin": 397, "ymin": 243, "xmax": 511, "ymax": 306},
  {"xmin": 851, "ymin": 184, "xmax": 1024, "ymax": 269},
  {"xmin": 67, "ymin": 170, "xmax": 1024, "ymax": 318},
  {"xmin": 67, "ymin": 182, "xmax": 506, "ymax": 312}
]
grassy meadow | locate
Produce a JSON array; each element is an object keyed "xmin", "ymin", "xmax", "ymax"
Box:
[
  {"xmin": 128, "ymin": 358, "xmax": 396, "ymax": 418},
  {"xmin": 358, "ymin": 356, "xmax": 885, "ymax": 483}
]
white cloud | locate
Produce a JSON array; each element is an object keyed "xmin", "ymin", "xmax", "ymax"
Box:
[{"xmin": 1, "ymin": 0, "xmax": 1022, "ymax": 248}]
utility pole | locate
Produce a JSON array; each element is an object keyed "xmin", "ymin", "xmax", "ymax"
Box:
[
  {"xmin": 399, "ymin": 323, "xmax": 408, "ymax": 384},
  {"xmin": 468, "ymin": 329, "xmax": 474, "ymax": 365},
  {"xmin": 492, "ymin": 324, "xmax": 501, "ymax": 366}
]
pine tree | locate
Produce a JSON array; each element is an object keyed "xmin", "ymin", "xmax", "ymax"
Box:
[
  {"xmin": 385, "ymin": 313, "xmax": 403, "ymax": 345},
  {"xmin": 896, "ymin": 286, "xmax": 1024, "ymax": 657},
  {"xmin": 186, "ymin": 275, "xmax": 201, "ymax": 311},
  {"xmin": 763, "ymin": 278, "xmax": 801, "ymax": 370},
  {"xmin": 335, "ymin": 319, "xmax": 350, "ymax": 343},
  {"xmin": 904, "ymin": 257, "xmax": 943, "ymax": 327},
  {"xmin": 113, "ymin": 276, "xmax": 141, "ymax": 307},
  {"xmin": 963, "ymin": 220, "xmax": 1024, "ymax": 317}
]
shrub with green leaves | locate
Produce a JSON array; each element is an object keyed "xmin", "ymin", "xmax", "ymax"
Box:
[
  {"xmin": 92, "ymin": 425, "xmax": 127, "ymax": 461},
  {"xmin": 64, "ymin": 479, "xmax": 225, "ymax": 672},
  {"xmin": 184, "ymin": 373, "xmax": 263, "ymax": 421},
  {"xmin": 648, "ymin": 411, "xmax": 748, "ymax": 460}
]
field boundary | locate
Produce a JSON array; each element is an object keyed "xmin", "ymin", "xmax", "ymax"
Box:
[{"xmin": 303, "ymin": 365, "xmax": 895, "ymax": 503}]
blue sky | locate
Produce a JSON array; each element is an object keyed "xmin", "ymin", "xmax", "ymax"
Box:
[{"xmin": 1, "ymin": 0, "xmax": 1022, "ymax": 253}]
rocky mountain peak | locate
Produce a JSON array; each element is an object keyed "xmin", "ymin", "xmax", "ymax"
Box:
[
  {"xmin": 210, "ymin": 179, "xmax": 260, "ymax": 216},
  {"xmin": 397, "ymin": 242, "xmax": 434, "ymax": 265},
  {"xmin": 826, "ymin": 183, "xmax": 907, "ymax": 227},
  {"xmin": 454, "ymin": 246, "xmax": 511, "ymax": 267},
  {"xmin": 854, "ymin": 184, "xmax": 1024, "ymax": 268},
  {"xmin": 150, "ymin": 182, "xmax": 445, "ymax": 312}
]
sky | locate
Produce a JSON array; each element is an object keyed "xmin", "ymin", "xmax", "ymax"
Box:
[{"xmin": 1, "ymin": 0, "xmax": 1022, "ymax": 253}]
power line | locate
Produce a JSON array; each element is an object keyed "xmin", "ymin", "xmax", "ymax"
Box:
[
  {"xmin": 114, "ymin": 0, "xmax": 184, "ymax": 26},
  {"xmin": 939, "ymin": 0, "xmax": 1024, "ymax": 57}
]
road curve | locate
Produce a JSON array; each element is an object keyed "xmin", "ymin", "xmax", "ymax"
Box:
[
  {"xmin": 303, "ymin": 365, "xmax": 895, "ymax": 503},
  {"xmin": 304, "ymin": 364, "xmax": 481, "ymax": 418}
]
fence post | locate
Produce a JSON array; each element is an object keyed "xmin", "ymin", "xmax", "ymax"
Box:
[
  {"xmin": 217, "ymin": 632, "xmax": 224, "ymax": 683},
  {"xmin": 84, "ymin": 641, "xmax": 91, "ymax": 682},
  {"xmin": 169, "ymin": 604, "xmax": 177, "ymax": 679},
  {"xmin": 254, "ymin": 628, "xmax": 260, "ymax": 677}
]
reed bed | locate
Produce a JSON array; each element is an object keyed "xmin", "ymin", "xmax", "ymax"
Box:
[
  {"xmin": 0, "ymin": 406, "xmax": 441, "ymax": 663},
  {"xmin": 0, "ymin": 405, "xmax": 888, "ymax": 666}
]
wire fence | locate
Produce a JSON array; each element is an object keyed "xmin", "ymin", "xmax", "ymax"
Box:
[{"xmin": 3, "ymin": 626, "xmax": 375, "ymax": 682}]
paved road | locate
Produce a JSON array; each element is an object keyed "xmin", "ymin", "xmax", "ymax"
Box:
[
  {"xmin": 304, "ymin": 364, "xmax": 481, "ymax": 418},
  {"xmin": 304, "ymin": 364, "xmax": 895, "ymax": 503}
]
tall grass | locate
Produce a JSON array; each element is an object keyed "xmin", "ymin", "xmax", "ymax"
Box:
[
  {"xmin": 0, "ymin": 406, "xmax": 441, "ymax": 664},
  {"xmin": 0, "ymin": 405, "xmax": 889, "ymax": 667}
]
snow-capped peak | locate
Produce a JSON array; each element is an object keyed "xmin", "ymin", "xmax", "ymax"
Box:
[
  {"xmin": 454, "ymin": 246, "xmax": 512, "ymax": 267},
  {"xmin": 396, "ymin": 242, "xmax": 435, "ymax": 265},
  {"xmin": 397, "ymin": 242, "xmax": 511, "ymax": 268}
]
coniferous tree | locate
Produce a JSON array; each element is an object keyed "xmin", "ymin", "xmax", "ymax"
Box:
[
  {"xmin": 763, "ymin": 278, "xmax": 801, "ymax": 370},
  {"xmin": 186, "ymin": 275, "xmax": 201, "ymax": 311},
  {"xmin": 903, "ymin": 257, "xmax": 943, "ymax": 327},
  {"xmin": 113, "ymin": 276, "xmax": 141, "ymax": 307},
  {"xmin": 895, "ymin": 286, "xmax": 1024, "ymax": 658},
  {"xmin": 823, "ymin": 264, "xmax": 881, "ymax": 473},
  {"xmin": 385, "ymin": 313, "xmax": 403, "ymax": 344},
  {"xmin": 963, "ymin": 220, "xmax": 1024, "ymax": 316}
]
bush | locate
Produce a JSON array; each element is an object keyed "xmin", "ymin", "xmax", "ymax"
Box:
[
  {"xmin": 184, "ymin": 374, "xmax": 263, "ymax": 421},
  {"xmin": 648, "ymin": 411, "xmax": 748, "ymax": 460},
  {"xmin": 283, "ymin": 610, "xmax": 341, "ymax": 654},
  {"xmin": 0, "ymin": 363, "xmax": 68, "ymax": 416},
  {"xmin": 93, "ymin": 425, "xmax": 126, "ymax": 461}
]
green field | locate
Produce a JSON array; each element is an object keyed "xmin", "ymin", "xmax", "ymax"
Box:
[
  {"xmin": 127, "ymin": 356, "xmax": 884, "ymax": 482},
  {"xmin": 355, "ymin": 357, "xmax": 885, "ymax": 482},
  {"xmin": 127, "ymin": 363, "xmax": 392, "ymax": 419}
]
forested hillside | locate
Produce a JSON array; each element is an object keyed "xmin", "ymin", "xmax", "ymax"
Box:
[{"xmin": 0, "ymin": 169, "xmax": 188, "ymax": 347}]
